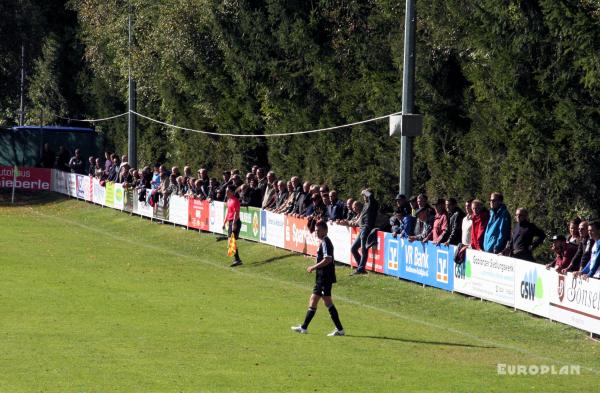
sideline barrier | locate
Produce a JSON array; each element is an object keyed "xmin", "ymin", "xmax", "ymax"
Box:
[
  {"xmin": 384, "ymin": 234, "xmax": 455, "ymax": 291},
  {"xmin": 454, "ymin": 249, "xmax": 516, "ymax": 307},
  {"xmin": 46, "ymin": 170, "xmax": 600, "ymax": 335}
]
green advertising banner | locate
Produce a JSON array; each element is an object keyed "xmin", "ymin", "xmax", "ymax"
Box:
[
  {"xmin": 238, "ymin": 206, "xmax": 261, "ymax": 241},
  {"xmin": 105, "ymin": 182, "xmax": 115, "ymax": 207},
  {"xmin": 123, "ymin": 188, "xmax": 134, "ymax": 212}
]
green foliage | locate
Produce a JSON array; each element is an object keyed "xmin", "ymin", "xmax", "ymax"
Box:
[
  {"xmin": 27, "ymin": 34, "xmax": 68, "ymax": 122},
  {"xmin": 3, "ymin": 0, "xmax": 600, "ymax": 236}
]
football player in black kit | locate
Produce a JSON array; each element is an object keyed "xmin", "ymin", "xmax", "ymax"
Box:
[{"xmin": 291, "ymin": 220, "xmax": 345, "ymax": 336}]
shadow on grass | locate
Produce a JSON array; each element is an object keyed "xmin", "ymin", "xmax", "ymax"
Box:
[
  {"xmin": 345, "ymin": 334, "xmax": 496, "ymax": 349},
  {"xmin": 247, "ymin": 253, "xmax": 296, "ymax": 267},
  {"xmin": 0, "ymin": 190, "xmax": 68, "ymax": 206}
]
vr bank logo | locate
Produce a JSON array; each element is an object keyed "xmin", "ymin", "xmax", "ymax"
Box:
[
  {"xmin": 387, "ymin": 239, "xmax": 399, "ymax": 271},
  {"xmin": 436, "ymin": 250, "xmax": 449, "ymax": 284},
  {"xmin": 520, "ymin": 269, "xmax": 543, "ymax": 301}
]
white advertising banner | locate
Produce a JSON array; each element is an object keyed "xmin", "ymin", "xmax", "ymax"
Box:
[
  {"xmin": 113, "ymin": 183, "xmax": 125, "ymax": 210},
  {"xmin": 454, "ymin": 249, "xmax": 516, "ymax": 307},
  {"xmin": 328, "ymin": 223, "xmax": 352, "ymax": 265},
  {"xmin": 169, "ymin": 195, "xmax": 189, "ymax": 226},
  {"xmin": 209, "ymin": 201, "xmax": 225, "ymax": 235},
  {"xmin": 92, "ymin": 178, "xmax": 105, "ymax": 206},
  {"xmin": 513, "ymin": 260, "xmax": 550, "ymax": 318},
  {"xmin": 67, "ymin": 173, "xmax": 77, "ymax": 197},
  {"xmin": 74, "ymin": 175, "xmax": 86, "ymax": 199},
  {"xmin": 82, "ymin": 175, "xmax": 92, "ymax": 201},
  {"xmin": 134, "ymin": 189, "xmax": 154, "ymax": 218},
  {"xmin": 260, "ymin": 210, "xmax": 285, "ymax": 248},
  {"xmin": 52, "ymin": 169, "xmax": 68, "ymax": 195},
  {"xmin": 548, "ymin": 272, "xmax": 600, "ymax": 334}
]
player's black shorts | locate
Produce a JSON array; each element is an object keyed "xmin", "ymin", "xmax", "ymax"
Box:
[{"xmin": 313, "ymin": 280, "xmax": 333, "ymax": 296}]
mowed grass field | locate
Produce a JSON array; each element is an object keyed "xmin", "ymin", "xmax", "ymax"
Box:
[{"xmin": 1, "ymin": 194, "xmax": 600, "ymax": 392}]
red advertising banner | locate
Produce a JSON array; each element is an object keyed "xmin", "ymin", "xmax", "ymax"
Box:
[
  {"xmin": 350, "ymin": 228, "xmax": 385, "ymax": 273},
  {"xmin": 188, "ymin": 198, "xmax": 209, "ymax": 231},
  {"xmin": 284, "ymin": 215, "xmax": 319, "ymax": 256},
  {"xmin": 0, "ymin": 167, "xmax": 52, "ymax": 190}
]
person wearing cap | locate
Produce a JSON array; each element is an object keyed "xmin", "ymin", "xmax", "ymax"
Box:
[
  {"xmin": 395, "ymin": 193, "xmax": 412, "ymax": 214},
  {"xmin": 545, "ymin": 234, "xmax": 577, "ymax": 272},
  {"xmin": 409, "ymin": 207, "xmax": 433, "ymax": 242},
  {"xmin": 350, "ymin": 188, "xmax": 379, "ymax": 275},
  {"xmin": 390, "ymin": 206, "xmax": 415, "ymax": 238},
  {"xmin": 501, "ymin": 208, "xmax": 545, "ymax": 261},
  {"xmin": 483, "ymin": 192, "xmax": 511, "ymax": 254}
]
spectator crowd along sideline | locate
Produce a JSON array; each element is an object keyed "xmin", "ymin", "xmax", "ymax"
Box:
[{"xmin": 3, "ymin": 146, "xmax": 599, "ymax": 337}]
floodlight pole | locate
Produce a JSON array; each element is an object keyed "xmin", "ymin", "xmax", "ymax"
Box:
[
  {"xmin": 128, "ymin": 4, "xmax": 137, "ymax": 168},
  {"xmin": 399, "ymin": 0, "xmax": 416, "ymax": 196}
]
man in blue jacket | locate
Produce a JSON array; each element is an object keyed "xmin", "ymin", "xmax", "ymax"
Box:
[{"xmin": 484, "ymin": 192, "xmax": 511, "ymax": 254}]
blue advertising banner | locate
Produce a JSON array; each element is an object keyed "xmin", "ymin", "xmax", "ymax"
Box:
[
  {"xmin": 384, "ymin": 233, "xmax": 402, "ymax": 277},
  {"xmin": 384, "ymin": 233, "xmax": 455, "ymax": 292}
]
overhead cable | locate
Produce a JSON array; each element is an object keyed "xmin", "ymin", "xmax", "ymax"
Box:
[
  {"xmin": 131, "ymin": 110, "xmax": 401, "ymax": 138},
  {"xmin": 55, "ymin": 112, "xmax": 129, "ymax": 123}
]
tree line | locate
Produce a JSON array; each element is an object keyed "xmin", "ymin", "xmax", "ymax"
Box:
[{"xmin": 1, "ymin": 0, "xmax": 599, "ymax": 236}]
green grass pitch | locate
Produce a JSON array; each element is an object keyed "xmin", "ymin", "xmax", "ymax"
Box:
[{"xmin": 1, "ymin": 194, "xmax": 599, "ymax": 392}]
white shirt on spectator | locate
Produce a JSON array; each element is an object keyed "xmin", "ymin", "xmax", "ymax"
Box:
[{"xmin": 461, "ymin": 215, "xmax": 472, "ymax": 245}]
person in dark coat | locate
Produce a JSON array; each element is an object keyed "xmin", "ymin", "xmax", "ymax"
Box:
[{"xmin": 502, "ymin": 208, "xmax": 545, "ymax": 261}]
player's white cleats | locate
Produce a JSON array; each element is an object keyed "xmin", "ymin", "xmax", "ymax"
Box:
[
  {"xmin": 327, "ymin": 329, "xmax": 345, "ymax": 336},
  {"xmin": 291, "ymin": 325, "xmax": 307, "ymax": 334}
]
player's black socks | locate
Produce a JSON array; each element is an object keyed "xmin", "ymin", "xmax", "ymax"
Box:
[
  {"xmin": 301, "ymin": 307, "xmax": 317, "ymax": 329},
  {"xmin": 327, "ymin": 304, "xmax": 343, "ymax": 331}
]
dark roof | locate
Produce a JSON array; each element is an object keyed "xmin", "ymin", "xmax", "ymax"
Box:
[{"xmin": 11, "ymin": 125, "xmax": 95, "ymax": 133}]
